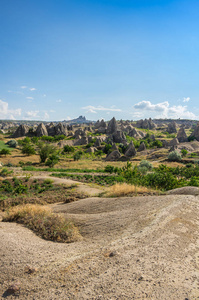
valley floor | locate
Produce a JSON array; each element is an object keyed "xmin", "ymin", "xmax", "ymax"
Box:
[{"xmin": 1, "ymin": 191, "xmax": 199, "ymax": 299}]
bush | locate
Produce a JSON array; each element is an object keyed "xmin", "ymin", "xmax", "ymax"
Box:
[
  {"xmin": 45, "ymin": 154, "xmax": 60, "ymax": 167},
  {"xmin": 0, "ymin": 148, "xmax": 11, "ymax": 156},
  {"xmin": 63, "ymin": 145, "xmax": 75, "ymax": 153},
  {"xmin": 168, "ymin": 150, "xmax": 182, "ymax": 162},
  {"xmin": 138, "ymin": 160, "xmax": 153, "ymax": 171},
  {"xmin": 73, "ymin": 151, "xmax": 83, "ymax": 161},
  {"xmin": 181, "ymin": 149, "xmax": 188, "ymax": 157},
  {"xmin": 103, "ymin": 144, "xmax": 112, "ymax": 154},
  {"xmin": 6, "ymin": 139, "xmax": 18, "ymax": 148},
  {"xmin": 38, "ymin": 143, "xmax": 56, "ymax": 163},
  {"xmin": 22, "ymin": 144, "xmax": 36, "ymax": 156}
]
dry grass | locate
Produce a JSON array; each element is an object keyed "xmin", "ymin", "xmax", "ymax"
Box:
[
  {"xmin": 105, "ymin": 183, "xmax": 158, "ymax": 197},
  {"xmin": 3, "ymin": 204, "xmax": 81, "ymax": 243}
]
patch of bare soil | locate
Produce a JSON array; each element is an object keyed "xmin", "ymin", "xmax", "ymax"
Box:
[{"xmin": 1, "ymin": 190, "xmax": 199, "ymax": 299}]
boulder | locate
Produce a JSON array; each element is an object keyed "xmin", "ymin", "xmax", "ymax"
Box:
[
  {"xmin": 105, "ymin": 150, "xmax": 121, "ymax": 161},
  {"xmin": 124, "ymin": 141, "xmax": 136, "ymax": 157},
  {"xmin": 13, "ymin": 125, "xmax": 29, "ymax": 137},
  {"xmin": 86, "ymin": 147, "xmax": 98, "ymax": 153}
]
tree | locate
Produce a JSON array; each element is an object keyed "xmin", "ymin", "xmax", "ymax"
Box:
[
  {"xmin": 45, "ymin": 154, "xmax": 60, "ymax": 167},
  {"xmin": 181, "ymin": 149, "xmax": 188, "ymax": 157},
  {"xmin": 38, "ymin": 143, "xmax": 56, "ymax": 163},
  {"xmin": 21, "ymin": 144, "xmax": 36, "ymax": 156},
  {"xmin": 168, "ymin": 150, "xmax": 182, "ymax": 162}
]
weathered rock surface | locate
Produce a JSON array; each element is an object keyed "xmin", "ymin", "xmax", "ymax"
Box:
[
  {"xmin": 167, "ymin": 121, "xmax": 177, "ymax": 133},
  {"xmin": 107, "ymin": 117, "xmax": 118, "ymax": 134},
  {"xmin": 36, "ymin": 123, "xmax": 48, "ymax": 137},
  {"xmin": 124, "ymin": 141, "xmax": 136, "ymax": 157},
  {"xmin": 13, "ymin": 125, "xmax": 29, "ymax": 137},
  {"xmin": 177, "ymin": 127, "xmax": 188, "ymax": 143},
  {"xmin": 105, "ymin": 150, "xmax": 121, "ymax": 161}
]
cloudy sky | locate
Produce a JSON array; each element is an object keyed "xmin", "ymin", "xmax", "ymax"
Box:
[{"xmin": 1, "ymin": 0, "xmax": 199, "ymax": 121}]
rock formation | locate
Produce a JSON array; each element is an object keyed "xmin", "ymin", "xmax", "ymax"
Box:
[
  {"xmin": 124, "ymin": 141, "xmax": 136, "ymax": 158},
  {"xmin": 177, "ymin": 127, "xmax": 188, "ymax": 143}
]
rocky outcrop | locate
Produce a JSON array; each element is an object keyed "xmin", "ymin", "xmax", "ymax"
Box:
[
  {"xmin": 86, "ymin": 147, "xmax": 98, "ymax": 153},
  {"xmin": 112, "ymin": 130, "xmax": 126, "ymax": 143},
  {"xmin": 124, "ymin": 141, "xmax": 136, "ymax": 158},
  {"xmin": 169, "ymin": 138, "xmax": 179, "ymax": 146},
  {"xmin": 189, "ymin": 123, "xmax": 199, "ymax": 141},
  {"xmin": 177, "ymin": 127, "xmax": 188, "ymax": 143},
  {"xmin": 136, "ymin": 118, "xmax": 156, "ymax": 130},
  {"xmin": 13, "ymin": 125, "xmax": 29, "ymax": 137},
  {"xmin": 36, "ymin": 123, "xmax": 48, "ymax": 137},
  {"xmin": 46, "ymin": 123, "xmax": 56, "ymax": 136},
  {"xmin": 54, "ymin": 123, "xmax": 68, "ymax": 136},
  {"xmin": 107, "ymin": 117, "xmax": 118, "ymax": 134},
  {"xmin": 105, "ymin": 150, "xmax": 121, "ymax": 161},
  {"xmin": 137, "ymin": 142, "xmax": 146, "ymax": 152},
  {"xmin": 167, "ymin": 121, "xmax": 177, "ymax": 134}
]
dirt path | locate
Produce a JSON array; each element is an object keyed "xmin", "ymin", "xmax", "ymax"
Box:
[{"xmin": 1, "ymin": 191, "xmax": 199, "ymax": 299}]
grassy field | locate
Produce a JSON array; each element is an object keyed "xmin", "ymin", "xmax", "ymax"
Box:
[{"xmin": 0, "ymin": 140, "xmax": 12, "ymax": 151}]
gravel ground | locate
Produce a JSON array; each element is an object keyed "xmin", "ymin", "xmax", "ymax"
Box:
[{"xmin": 1, "ymin": 192, "xmax": 199, "ymax": 299}]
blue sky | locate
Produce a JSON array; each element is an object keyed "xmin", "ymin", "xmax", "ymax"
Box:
[{"xmin": 1, "ymin": 0, "xmax": 199, "ymax": 121}]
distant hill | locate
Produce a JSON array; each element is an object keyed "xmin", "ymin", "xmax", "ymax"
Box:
[{"xmin": 62, "ymin": 116, "xmax": 94, "ymax": 124}]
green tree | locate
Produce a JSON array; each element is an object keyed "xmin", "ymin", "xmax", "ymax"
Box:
[
  {"xmin": 38, "ymin": 143, "xmax": 56, "ymax": 163},
  {"xmin": 22, "ymin": 144, "xmax": 36, "ymax": 156}
]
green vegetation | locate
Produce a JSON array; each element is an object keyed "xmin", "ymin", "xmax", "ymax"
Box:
[
  {"xmin": 38, "ymin": 143, "xmax": 56, "ymax": 163},
  {"xmin": 0, "ymin": 148, "xmax": 11, "ymax": 156},
  {"xmin": 0, "ymin": 140, "xmax": 13, "ymax": 151},
  {"xmin": 21, "ymin": 144, "xmax": 36, "ymax": 156},
  {"xmin": 168, "ymin": 150, "xmax": 182, "ymax": 162}
]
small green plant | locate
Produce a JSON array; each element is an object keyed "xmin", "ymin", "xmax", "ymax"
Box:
[
  {"xmin": 138, "ymin": 160, "xmax": 153, "ymax": 171},
  {"xmin": 0, "ymin": 167, "xmax": 13, "ymax": 177},
  {"xmin": 168, "ymin": 150, "xmax": 182, "ymax": 162},
  {"xmin": 181, "ymin": 149, "xmax": 188, "ymax": 157},
  {"xmin": 0, "ymin": 148, "xmax": 11, "ymax": 156},
  {"xmin": 73, "ymin": 151, "xmax": 83, "ymax": 161}
]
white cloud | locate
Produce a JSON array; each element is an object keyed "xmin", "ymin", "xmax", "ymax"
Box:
[
  {"xmin": 56, "ymin": 99, "xmax": 62, "ymax": 103},
  {"xmin": 30, "ymin": 88, "xmax": 36, "ymax": 91},
  {"xmin": 0, "ymin": 99, "xmax": 22, "ymax": 119},
  {"xmin": 25, "ymin": 110, "xmax": 39, "ymax": 118},
  {"xmin": 183, "ymin": 97, "xmax": 190, "ymax": 103},
  {"xmin": 26, "ymin": 97, "xmax": 34, "ymax": 100},
  {"xmin": 133, "ymin": 100, "xmax": 196, "ymax": 120},
  {"xmin": 21, "ymin": 86, "xmax": 27, "ymax": 89},
  {"xmin": 82, "ymin": 105, "xmax": 122, "ymax": 114},
  {"xmin": 50, "ymin": 109, "xmax": 55, "ymax": 113}
]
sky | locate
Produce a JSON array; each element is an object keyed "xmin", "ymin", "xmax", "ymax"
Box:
[{"xmin": 1, "ymin": 0, "xmax": 199, "ymax": 121}]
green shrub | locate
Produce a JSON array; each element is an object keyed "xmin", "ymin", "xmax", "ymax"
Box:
[
  {"xmin": 45, "ymin": 154, "xmax": 60, "ymax": 167},
  {"xmin": 6, "ymin": 139, "xmax": 18, "ymax": 148},
  {"xmin": 22, "ymin": 144, "xmax": 36, "ymax": 156},
  {"xmin": 63, "ymin": 145, "xmax": 75, "ymax": 153},
  {"xmin": 38, "ymin": 143, "xmax": 56, "ymax": 163},
  {"xmin": 181, "ymin": 149, "xmax": 188, "ymax": 157},
  {"xmin": 0, "ymin": 148, "xmax": 11, "ymax": 156},
  {"xmin": 73, "ymin": 151, "xmax": 83, "ymax": 161},
  {"xmin": 138, "ymin": 160, "xmax": 153, "ymax": 171},
  {"xmin": 168, "ymin": 150, "xmax": 182, "ymax": 162}
]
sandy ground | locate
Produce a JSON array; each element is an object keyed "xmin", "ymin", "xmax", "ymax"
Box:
[{"xmin": 1, "ymin": 186, "xmax": 199, "ymax": 299}]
